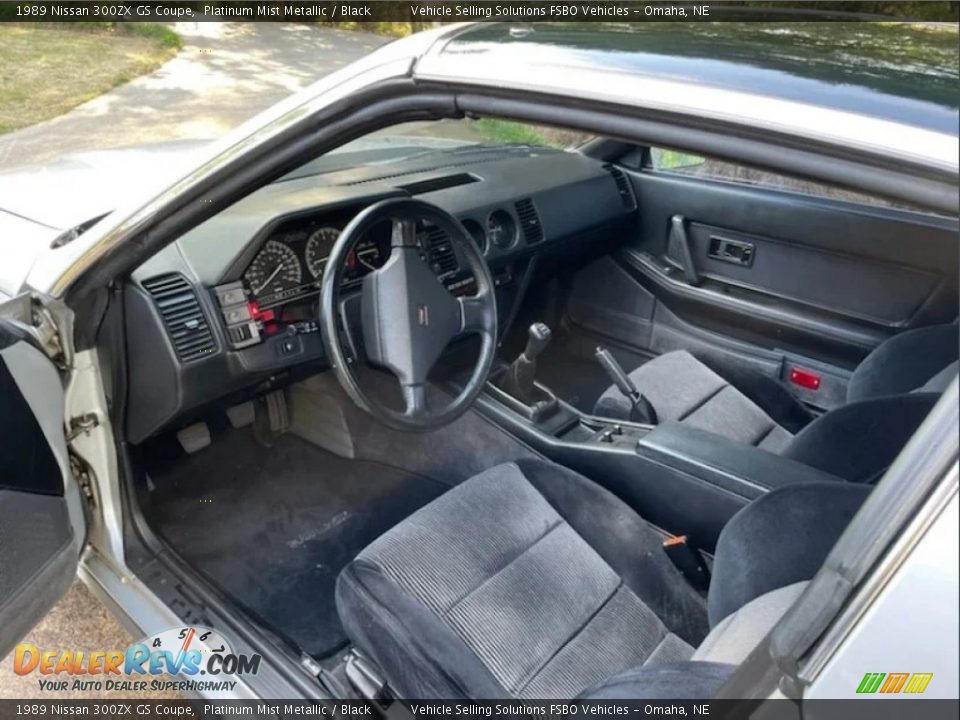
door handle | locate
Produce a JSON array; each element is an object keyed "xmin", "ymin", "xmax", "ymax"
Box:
[{"xmin": 708, "ymin": 236, "xmax": 755, "ymax": 267}]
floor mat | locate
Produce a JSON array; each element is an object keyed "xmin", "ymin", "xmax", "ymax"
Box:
[{"xmin": 143, "ymin": 429, "xmax": 448, "ymax": 659}]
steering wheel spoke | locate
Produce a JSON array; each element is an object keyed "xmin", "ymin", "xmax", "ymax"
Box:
[
  {"xmin": 458, "ymin": 292, "xmax": 493, "ymax": 335},
  {"xmin": 401, "ymin": 382, "xmax": 429, "ymax": 417}
]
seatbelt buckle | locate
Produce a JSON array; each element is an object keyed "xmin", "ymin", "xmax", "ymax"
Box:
[{"xmin": 663, "ymin": 535, "xmax": 710, "ymax": 593}]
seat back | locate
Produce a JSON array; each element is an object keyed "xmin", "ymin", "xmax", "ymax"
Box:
[{"xmin": 847, "ymin": 324, "xmax": 958, "ymax": 403}]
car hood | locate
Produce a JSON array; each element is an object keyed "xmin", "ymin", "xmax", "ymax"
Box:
[
  {"xmin": 0, "ymin": 140, "xmax": 210, "ymax": 298},
  {"xmin": 0, "ymin": 140, "xmax": 211, "ymax": 231}
]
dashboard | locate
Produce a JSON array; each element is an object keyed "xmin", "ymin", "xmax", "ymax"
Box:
[{"xmin": 125, "ymin": 145, "xmax": 637, "ymax": 443}]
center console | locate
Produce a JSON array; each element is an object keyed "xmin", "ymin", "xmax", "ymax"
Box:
[{"xmin": 473, "ymin": 323, "xmax": 842, "ymax": 551}]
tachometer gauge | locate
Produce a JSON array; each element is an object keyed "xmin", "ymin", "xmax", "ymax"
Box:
[
  {"xmin": 305, "ymin": 226, "xmax": 339, "ymax": 279},
  {"xmin": 344, "ymin": 238, "xmax": 388, "ymax": 283},
  {"xmin": 244, "ymin": 240, "xmax": 302, "ymax": 297}
]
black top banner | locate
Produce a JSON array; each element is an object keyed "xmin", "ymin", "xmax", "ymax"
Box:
[{"xmin": 2, "ymin": 1, "xmax": 959, "ymax": 23}]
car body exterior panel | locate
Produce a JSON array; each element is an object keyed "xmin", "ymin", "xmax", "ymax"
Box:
[
  {"xmin": 427, "ymin": 23, "xmax": 960, "ymax": 134},
  {"xmin": 415, "ymin": 24, "xmax": 959, "ymax": 173}
]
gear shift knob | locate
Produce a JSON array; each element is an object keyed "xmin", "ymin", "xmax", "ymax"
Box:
[{"xmin": 523, "ymin": 323, "xmax": 552, "ymax": 361}]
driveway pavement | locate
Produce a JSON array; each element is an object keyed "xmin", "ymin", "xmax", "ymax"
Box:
[
  {"xmin": 0, "ymin": 582, "xmax": 181, "ymax": 699},
  {"xmin": 0, "ymin": 22, "xmax": 387, "ymax": 698},
  {"xmin": 0, "ymin": 22, "xmax": 388, "ymax": 168}
]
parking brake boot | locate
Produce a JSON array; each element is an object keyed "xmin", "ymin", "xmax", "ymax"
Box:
[{"xmin": 595, "ymin": 346, "xmax": 658, "ymax": 424}]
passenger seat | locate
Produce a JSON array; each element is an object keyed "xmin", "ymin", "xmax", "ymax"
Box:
[{"xmin": 594, "ymin": 324, "xmax": 958, "ymax": 482}]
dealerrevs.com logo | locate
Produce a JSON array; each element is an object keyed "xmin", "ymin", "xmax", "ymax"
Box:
[{"xmin": 14, "ymin": 626, "xmax": 261, "ymax": 694}]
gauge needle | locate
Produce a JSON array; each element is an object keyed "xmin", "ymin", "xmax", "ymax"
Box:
[
  {"xmin": 358, "ymin": 250, "xmax": 378, "ymax": 271},
  {"xmin": 254, "ymin": 263, "xmax": 285, "ymax": 294}
]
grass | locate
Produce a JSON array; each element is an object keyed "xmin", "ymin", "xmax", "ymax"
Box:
[
  {"xmin": 474, "ymin": 119, "xmax": 552, "ymax": 146},
  {"xmin": 124, "ymin": 23, "xmax": 182, "ymax": 49},
  {"xmin": 0, "ymin": 24, "xmax": 180, "ymax": 135},
  {"xmin": 472, "ymin": 118, "xmax": 592, "ymax": 149},
  {"xmin": 317, "ymin": 21, "xmax": 419, "ymax": 38}
]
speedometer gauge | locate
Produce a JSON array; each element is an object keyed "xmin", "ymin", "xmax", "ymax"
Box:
[
  {"xmin": 244, "ymin": 240, "xmax": 302, "ymax": 297},
  {"xmin": 305, "ymin": 227, "xmax": 339, "ymax": 279}
]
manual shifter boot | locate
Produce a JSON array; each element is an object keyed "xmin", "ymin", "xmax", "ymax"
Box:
[{"xmin": 499, "ymin": 323, "xmax": 552, "ymax": 405}]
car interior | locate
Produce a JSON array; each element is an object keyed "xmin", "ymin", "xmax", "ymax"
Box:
[{"xmin": 107, "ymin": 118, "xmax": 958, "ymax": 699}]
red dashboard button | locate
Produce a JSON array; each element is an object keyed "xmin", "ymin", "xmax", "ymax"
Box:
[{"xmin": 248, "ymin": 301, "xmax": 275, "ymax": 324}]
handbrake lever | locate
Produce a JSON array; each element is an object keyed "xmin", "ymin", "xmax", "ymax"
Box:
[{"xmin": 595, "ymin": 347, "xmax": 658, "ymax": 424}]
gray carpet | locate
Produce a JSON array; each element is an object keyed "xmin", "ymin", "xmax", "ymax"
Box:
[
  {"xmin": 290, "ymin": 371, "xmax": 542, "ymax": 483},
  {"xmin": 143, "ymin": 429, "xmax": 448, "ymax": 659}
]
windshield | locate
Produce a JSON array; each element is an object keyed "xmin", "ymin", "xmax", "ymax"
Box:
[{"xmin": 282, "ymin": 119, "xmax": 589, "ymax": 180}]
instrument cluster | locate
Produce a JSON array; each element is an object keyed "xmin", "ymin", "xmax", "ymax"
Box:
[{"xmin": 243, "ymin": 217, "xmax": 391, "ymax": 308}]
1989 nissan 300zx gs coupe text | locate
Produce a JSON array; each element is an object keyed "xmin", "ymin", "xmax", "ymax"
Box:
[{"xmin": 0, "ymin": 22, "xmax": 957, "ymax": 703}]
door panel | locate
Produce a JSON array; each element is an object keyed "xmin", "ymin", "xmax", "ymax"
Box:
[
  {"xmin": 0, "ymin": 320, "xmax": 84, "ymax": 659},
  {"xmin": 686, "ymin": 221, "xmax": 941, "ymax": 326},
  {"xmin": 632, "ymin": 173, "xmax": 958, "ymax": 340},
  {"xmin": 566, "ymin": 168, "xmax": 958, "ymax": 410}
]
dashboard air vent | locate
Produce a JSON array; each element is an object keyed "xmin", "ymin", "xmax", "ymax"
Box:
[
  {"xmin": 421, "ymin": 226, "xmax": 459, "ymax": 275},
  {"xmin": 141, "ymin": 274, "xmax": 216, "ymax": 362},
  {"xmin": 515, "ymin": 198, "xmax": 544, "ymax": 244},
  {"xmin": 605, "ymin": 165, "xmax": 637, "ymax": 210}
]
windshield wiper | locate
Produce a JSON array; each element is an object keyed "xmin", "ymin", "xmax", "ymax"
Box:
[{"xmin": 50, "ymin": 212, "xmax": 110, "ymax": 248}]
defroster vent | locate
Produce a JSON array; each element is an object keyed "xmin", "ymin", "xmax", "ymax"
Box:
[{"xmin": 141, "ymin": 274, "xmax": 216, "ymax": 362}]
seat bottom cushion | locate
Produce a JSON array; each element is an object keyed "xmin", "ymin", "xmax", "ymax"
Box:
[
  {"xmin": 594, "ymin": 351, "xmax": 793, "ymax": 452},
  {"xmin": 336, "ymin": 461, "xmax": 706, "ymax": 699},
  {"xmin": 579, "ymin": 662, "xmax": 736, "ymax": 700}
]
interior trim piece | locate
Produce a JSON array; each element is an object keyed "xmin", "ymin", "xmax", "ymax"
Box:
[
  {"xmin": 667, "ymin": 215, "xmax": 700, "ymax": 284},
  {"xmin": 79, "ymin": 550, "xmax": 265, "ymax": 701},
  {"xmin": 620, "ymin": 247, "xmax": 886, "ymax": 350}
]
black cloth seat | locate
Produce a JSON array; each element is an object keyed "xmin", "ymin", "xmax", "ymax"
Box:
[
  {"xmin": 336, "ymin": 459, "xmax": 867, "ymax": 699},
  {"xmin": 594, "ymin": 324, "xmax": 958, "ymax": 482}
]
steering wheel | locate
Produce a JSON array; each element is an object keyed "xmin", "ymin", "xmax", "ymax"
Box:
[{"xmin": 319, "ymin": 198, "xmax": 498, "ymax": 432}]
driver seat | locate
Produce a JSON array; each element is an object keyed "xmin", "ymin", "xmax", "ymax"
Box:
[{"xmin": 336, "ymin": 459, "xmax": 866, "ymax": 699}]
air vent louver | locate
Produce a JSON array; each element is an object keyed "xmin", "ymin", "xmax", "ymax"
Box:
[
  {"xmin": 515, "ymin": 198, "xmax": 544, "ymax": 244},
  {"xmin": 141, "ymin": 274, "xmax": 216, "ymax": 362},
  {"xmin": 605, "ymin": 165, "xmax": 637, "ymax": 210},
  {"xmin": 422, "ymin": 226, "xmax": 459, "ymax": 275}
]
